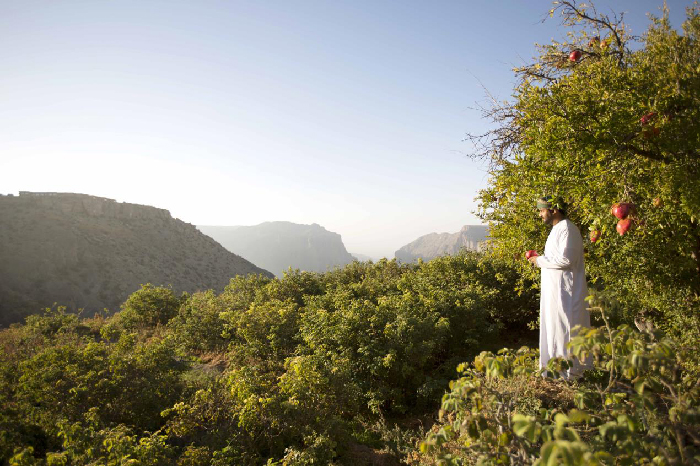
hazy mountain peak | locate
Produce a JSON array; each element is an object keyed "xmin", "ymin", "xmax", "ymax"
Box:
[
  {"xmin": 198, "ymin": 222, "xmax": 354, "ymax": 277},
  {"xmin": 395, "ymin": 224, "xmax": 489, "ymax": 262}
]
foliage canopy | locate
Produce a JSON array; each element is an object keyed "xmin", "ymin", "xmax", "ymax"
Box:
[{"xmin": 473, "ymin": 1, "xmax": 700, "ymax": 354}]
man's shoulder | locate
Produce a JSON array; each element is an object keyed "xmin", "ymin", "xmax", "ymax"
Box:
[
  {"xmin": 554, "ymin": 219, "xmax": 582, "ymax": 236},
  {"xmin": 553, "ymin": 219, "xmax": 570, "ymax": 231},
  {"xmin": 565, "ymin": 218, "xmax": 582, "ymax": 231},
  {"xmin": 561, "ymin": 219, "xmax": 584, "ymax": 242}
]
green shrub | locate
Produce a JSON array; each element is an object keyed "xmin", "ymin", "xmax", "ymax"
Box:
[
  {"xmin": 168, "ymin": 290, "xmax": 230, "ymax": 354},
  {"xmin": 416, "ymin": 313, "xmax": 699, "ymax": 465},
  {"xmin": 297, "ymin": 254, "xmax": 536, "ymax": 416},
  {"xmin": 114, "ymin": 284, "xmax": 184, "ymax": 331},
  {"xmin": 15, "ymin": 333, "xmax": 186, "ymax": 436},
  {"xmin": 51, "ymin": 408, "xmax": 174, "ymax": 466}
]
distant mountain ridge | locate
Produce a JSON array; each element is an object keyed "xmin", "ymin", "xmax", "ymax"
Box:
[
  {"xmin": 198, "ymin": 222, "xmax": 355, "ymax": 277},
  {"xmin": 351, "ymin": 253, "xmax": 374, "ymax": 262},
  {"xmin": 0, "ymin": 192, "xmax": 271, "ymax": 326},
  {"xmin": 395, "ymin": 225, "xmax": 489, "ymax": 262}
]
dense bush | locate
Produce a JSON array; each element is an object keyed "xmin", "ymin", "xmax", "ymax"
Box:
[
  {"xmin": 1, "ymin": 257, "xmax": 696, "ymax": 465},
  {"xmin": 296, "ymin": 254, "xmax": 537, "ymax": 417},
  {"xmin": 0, "ymin": 253, "xmax": 538, "ymax": 465},
  {"xmin": 113, "ymin": 283, "xmax": 186, "ymax": 331},
  {"xmin": 414, "ymin": 303, "xmax": 699, "ymax": 465},
  {"xmin": 0, "ymin": 307, "xmax": 187, "ymax": 463}
]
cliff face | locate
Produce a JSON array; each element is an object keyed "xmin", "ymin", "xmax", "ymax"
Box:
[
  {"xmin": 394, "ymin": 225, "xmax": 489, "ymax": 262},
  {"xmin": 198, "ymin": 222, "xmax": 355, "ymax": 277},
  {"xmin": 0, "ymin": 192, "xmax": 271, "ymax": 326}
]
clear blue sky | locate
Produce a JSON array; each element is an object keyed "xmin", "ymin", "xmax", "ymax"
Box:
[{"xmin": 0, "ymin": 0, "xmax": 690, "ymax": 259}]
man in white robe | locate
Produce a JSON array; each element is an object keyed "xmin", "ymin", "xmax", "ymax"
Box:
[{"xmin": 528, "ymin": 197, "xmax": 590, "ymax": 378}]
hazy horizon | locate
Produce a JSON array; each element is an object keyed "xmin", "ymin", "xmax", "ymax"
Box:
[
  {"xmin": 196, "ymin": 219, "xmax": 488, "ymax": 261},
  {"xmin": 1, "ymin": 0, "xmax": 689, "ymax": 258},
  {"xmin": 0, "ymin": 191, "xmax": 484, "ymax": 261}
]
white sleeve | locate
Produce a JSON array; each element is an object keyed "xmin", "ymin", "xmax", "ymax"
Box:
[{"xmin": 536, "ymin": 228, "xmax": 579, "ymax": 270}]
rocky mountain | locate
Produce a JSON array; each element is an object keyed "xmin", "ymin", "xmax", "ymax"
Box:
[
  {"xmin": 394, "ymin": 225, "xmax": 489, "ymax": 262},
  {"xmin": 0, "ymin": 192, "xmax": 271, "ymax": 326},
  {"xmin": 198, "ymin": 222, "xmax": 355, "ymax": 277}
]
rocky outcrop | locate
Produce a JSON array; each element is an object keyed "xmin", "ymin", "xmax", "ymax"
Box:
[
  {"xmin": 198, "ymin": 222, "xmax": 355, "ymax": 277},
  {"xmin": 394, "ymin": 225, "xmax": 489, "ymax": 262},
  {"xmin": 0, "ymin": 192, "xmax": 272, "ymax": 326}
]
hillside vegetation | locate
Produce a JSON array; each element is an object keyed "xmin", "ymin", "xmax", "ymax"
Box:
[
  {"xmin": 0, "ymin": 253, "xmax": 539, "ymax": 465},
  {"xmin": 1, "ymin": 254, "xmax": 697, "ymax": 465}
]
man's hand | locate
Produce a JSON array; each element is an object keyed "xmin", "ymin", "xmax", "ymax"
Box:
[{"xmin": 528, "ymin": 256, "xmax": 539, "ymax": 266}]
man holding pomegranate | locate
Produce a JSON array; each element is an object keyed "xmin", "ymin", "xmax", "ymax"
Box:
[{"xmin": 528, "ymin": 196, "xmax": 590, "ymax": 378}]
